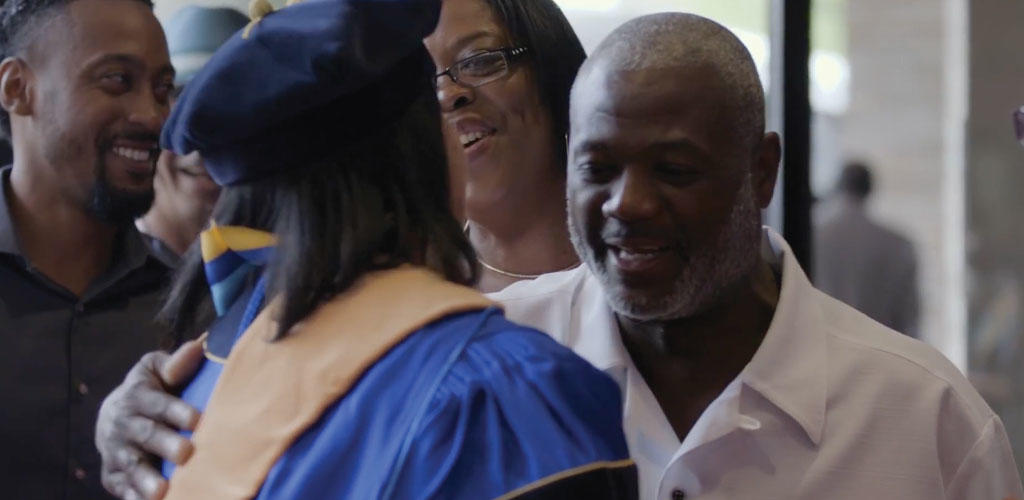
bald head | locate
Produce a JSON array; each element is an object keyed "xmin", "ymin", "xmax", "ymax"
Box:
[{"xmin": 574, "ymin": 12, "xmax": 765, "ymax": 149}]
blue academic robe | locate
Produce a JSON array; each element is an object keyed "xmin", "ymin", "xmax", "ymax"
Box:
[{"xmin": 165, "ymin": 280, "xmax": 636, "ymax": 499}]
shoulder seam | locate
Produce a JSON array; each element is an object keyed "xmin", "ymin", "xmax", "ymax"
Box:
[
  {"xmin": 822, "ymin": 314, "xmax": 992, "ymax": 424},
  {"xmin": 944, "ymin": 415, "xmax": 999, "ymax": 490}
]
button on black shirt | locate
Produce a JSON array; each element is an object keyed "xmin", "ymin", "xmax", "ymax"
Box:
[{"xmin": 0, "ymin": 167, "xmax": 173, "ymax": 499}]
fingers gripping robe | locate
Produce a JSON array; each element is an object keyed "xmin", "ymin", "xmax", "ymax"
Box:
[
  {"xmin": 96, "ymin": 340, "xmax": 205, "ymax": 499},
  {"xmin": 158, "ymin": 339, "xmax": 206, "ymax": 390}
]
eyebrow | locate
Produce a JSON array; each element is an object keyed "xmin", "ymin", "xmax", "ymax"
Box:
[
  {"xmin": 647, "ymin": 139, "xmax": 713, "ymax": 158},
  {"xmin": 447, "ymin": 30, "xmax": 504, "ymax": 56},
  {"xmin": 574, "ymin": 138, "xmax": 713, "ymax": 162},
  {"xmin": 573, "ymin": 140, "xmax": 610, "ymax": 156},
  {"xmin": 82, "ymin": 53, "xmax": 175, "ymax": 78}
]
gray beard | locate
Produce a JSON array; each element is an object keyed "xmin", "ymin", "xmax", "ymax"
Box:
[{"xmin": 569, "ymin": 177, "xmax": 762, "ymax": 322}]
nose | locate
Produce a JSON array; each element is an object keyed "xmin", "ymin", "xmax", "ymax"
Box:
[
  {"xmin": 128, "ymin": 88, "xmax": 168, "ymax": 134},
  {"xmin": 602, "ymin": 166, "xmax": 661, "ymax": 221},
  {"xmin": 436, "ymin": 76, "xmax": 474, "ymax": 112}
]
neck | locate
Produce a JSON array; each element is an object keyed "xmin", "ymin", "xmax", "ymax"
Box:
[
  {"xmin": 8, "ymin": 158, "xmax": 118, "ymax": 296},
  {"xmin": 138, "ymin": 204, "xmax": 200, "ymax": 256},
  {"xmin": 467, "ymin": 181, "xmax": 578, "ymax": 293},
  {"xmin": 618, "ymin": 257, "xmax": 778, "ymax": 439}
]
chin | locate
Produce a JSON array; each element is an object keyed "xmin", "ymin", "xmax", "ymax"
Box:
[
  {"xmin": 464, "ymin": 180, "xmax": 518, "ymax": 216},
  {"xmin": 605, "ymin": 287, "xmax": 691, "ymax": 322}
]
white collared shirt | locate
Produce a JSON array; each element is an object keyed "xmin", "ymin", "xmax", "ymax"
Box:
[{"xmin": 490, "ymin": 227, "xmax": 1023, "ymax": 500}]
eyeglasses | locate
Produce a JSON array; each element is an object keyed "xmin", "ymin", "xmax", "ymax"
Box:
[
  {"xmin": 434, "ymin": 47, "xmax": 529, "ymax": 90},
  {"xmin": 1015, "ymin": 106, "xmax": 1024, "ymax": 147}
]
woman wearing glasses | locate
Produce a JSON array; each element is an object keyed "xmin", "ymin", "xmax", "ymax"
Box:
[
  {"xmin": 96, "ymin": 0, "xmax": 598, "ymax": 497},
  {"xmin": 426, "ymin": 0, "xmax": 586, "ymax": 293}
]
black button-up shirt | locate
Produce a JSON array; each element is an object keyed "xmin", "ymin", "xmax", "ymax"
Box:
[{"xmin": 0, "ymin": 167, "xmax": 173, "ymax": 499}]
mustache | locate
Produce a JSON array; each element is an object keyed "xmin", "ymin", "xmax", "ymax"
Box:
[
  {"xmin": 98, "ymin": 128, "xmax": 161, "ymax": 150},
  {"xmin": 599, "ymin": 221, "xmax": 685, "ymax": 248}
]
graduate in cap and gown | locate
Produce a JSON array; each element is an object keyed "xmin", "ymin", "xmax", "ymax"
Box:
[{"xmin": 155, "ymin": 0, "xmax": 636, "ymax": 498}]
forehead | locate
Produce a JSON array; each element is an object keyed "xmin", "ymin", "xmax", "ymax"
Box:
[
  {"xmin": 571, "ymin": 62, "xmax": 734, "ymax": 151},
  {"xmin": 425, "ymin": 0, "xmax": 507, "ymax": 55},
  {"xmin": 48, "ymin": 0, "xmax": 167, "ymax": 64}
]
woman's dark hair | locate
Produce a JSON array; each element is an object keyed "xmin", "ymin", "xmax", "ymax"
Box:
[
  {"xmin": 484, "ymin": 0, "xmax": 585, "ymax": 160},
  {"xmin": 160, "ymin": 84, "xmax": 477, "ymax": 340}
]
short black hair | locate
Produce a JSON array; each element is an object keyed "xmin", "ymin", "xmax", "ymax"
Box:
[
  {"xmin": 838, "ymin": 161, "xmax": 873, "ymax": 200},
  {"xmin": 484, "ymin": 0, "xmax": 585, "ymax": 161},
  {"xmin": 0, "ymin": 0, "xmax": 154, "ymax": 138},
  {"xmin": 160, "ymin": 85, "xmax": 478, "ymax": 340}
]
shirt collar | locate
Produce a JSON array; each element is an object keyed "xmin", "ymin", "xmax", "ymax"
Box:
[
  {"xmin": 0, "ymin": 165, "xmax": 164, "ymax": 281},
  {"xmin": 547, "ymin": 227, "xmax": 828, "ymax": 447},
  {"xmin": 569, "ymin": 227, "xmax": 828, "ymax": 447},
  {"xmin": 739, "ymin": 227, "xmax": 828, "ymax": 446},
  {"xmin": 568, "ymin": 266, "xmax": 633, "ymax": 374}
]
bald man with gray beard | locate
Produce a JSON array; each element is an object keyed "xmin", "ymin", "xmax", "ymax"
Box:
[
  {"xmin": 551, "ymin": 12, "xmax": 1021, "ymax": 499},
  {"xmin": 94, "ymin": 11, "xmax": 1022, "ymax": 500}
]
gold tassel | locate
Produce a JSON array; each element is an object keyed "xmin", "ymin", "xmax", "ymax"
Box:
[
  {"xmin": 242, "ymin": 0, "xmax": 275, "ymax": 39},
  {"xmin": 285, "ymin": 0, "xmax": 303, "ymax": 6},
  {"xmin": 248, "ymin": 0, "xmax": 274, "ymax": 19}
]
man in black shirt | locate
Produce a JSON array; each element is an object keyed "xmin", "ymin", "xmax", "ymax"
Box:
[{"xmin": 0, "ymin": 0, "xmax": 175, "ymax": 497}]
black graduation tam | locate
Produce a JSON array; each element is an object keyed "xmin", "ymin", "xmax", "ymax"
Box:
[{"xmin": 161, "ymin": 0, "xmax": 441, "ymax": 186}]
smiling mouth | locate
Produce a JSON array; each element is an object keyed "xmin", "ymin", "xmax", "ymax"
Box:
[
  {"xmin": 611, "ymin": 245, "xmax": 671, "ymax": 259},
  {"xmin": 459, "ymin": 129, "xmax": 495, "ymax": 149},
  {"xmin": 112, "ymin": 146, "xmax": 157, "ymax": 163},
  {"xmin": 606, "ymin": 243, "xmax": 678, "ymax": 273}
]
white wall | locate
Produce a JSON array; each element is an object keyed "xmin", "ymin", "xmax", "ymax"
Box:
[{"xmin": 154, "ymin": 0, "xmax": 249, "ymax": 24}]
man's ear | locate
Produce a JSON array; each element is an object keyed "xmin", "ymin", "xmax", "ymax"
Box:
[
  {"xmin": 0, "ymin": 57, "xmax": 34, "ymax": 119},
  {"xmin": 752, "ymin": 132, "xmax": 781, "ymax": 209}
]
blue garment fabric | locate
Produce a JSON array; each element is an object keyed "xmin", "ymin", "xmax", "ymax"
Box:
[{"xmin": 165, "ymin": 288, "xmax": 634, "ymax": 499}]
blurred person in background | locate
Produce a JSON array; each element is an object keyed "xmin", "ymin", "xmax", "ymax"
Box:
[
  {"xmin": 815, "ymin": 161, "xmax": 920, "ymax": 337},
  {"xmin": 136, "ymin": 6, "xmax": 248, "ymax": 266},
  {"xmin": 0, "ymin": 0, "xmax": 174, "ymax": 497}
]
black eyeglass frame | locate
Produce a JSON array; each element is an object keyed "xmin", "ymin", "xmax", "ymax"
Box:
[{"xmin": 434, "ymin": 46, "xmax": 530, "ymax": 90}]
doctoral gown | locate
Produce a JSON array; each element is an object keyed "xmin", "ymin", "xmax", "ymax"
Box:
[{"xmin": 163, "ymin": 267, "xmax": 636, "ymax": 499}]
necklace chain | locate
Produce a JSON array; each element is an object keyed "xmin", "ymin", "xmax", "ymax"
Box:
[
  {"xmin": 476, "ymin": 255, "xmax": 580, "ymax": 279},
  {"xmin": 465, "ymin": 221, "xmax": 581, "ymax": 279}
]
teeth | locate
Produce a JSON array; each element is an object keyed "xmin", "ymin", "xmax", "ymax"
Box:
[
  {"xmin": 615, "ymin": 248, "xmax": 665, "ymax": 266},
  {"xmin": 113, "ymin": 146, "xmax": 151, "ymax": 162},
  {"xmin": 614, "ymin": 246, "xmax": 669, "ymax": 260},
  {"xmin": 459, "ymin": 130, "xmax": 492, "ymax": 147}
]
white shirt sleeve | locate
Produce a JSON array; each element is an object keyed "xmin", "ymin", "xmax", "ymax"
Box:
[{"xmin": 945, "ymin": 416, "xmax": 1023, "ymax": 500}]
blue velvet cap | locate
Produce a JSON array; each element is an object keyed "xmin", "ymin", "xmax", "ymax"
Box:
[{"xmin": 160, "ymin": 0, "xmax": 441, "ymax": 187}]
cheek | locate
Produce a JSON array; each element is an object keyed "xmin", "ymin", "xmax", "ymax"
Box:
[
  {"xmin": 668, "ymin": 184, "xmax": 734, "ymax": 235},
  {"xmin": 493, "ymin": 73, "xmax": 547, "ymax": 128},
  {"xmin": 567, "ymin": 186, "xmax": 605, "ymax": 233},
  {"xmin": 441, "ymin": 120, "xmax": 467, "ymax": 220}
]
